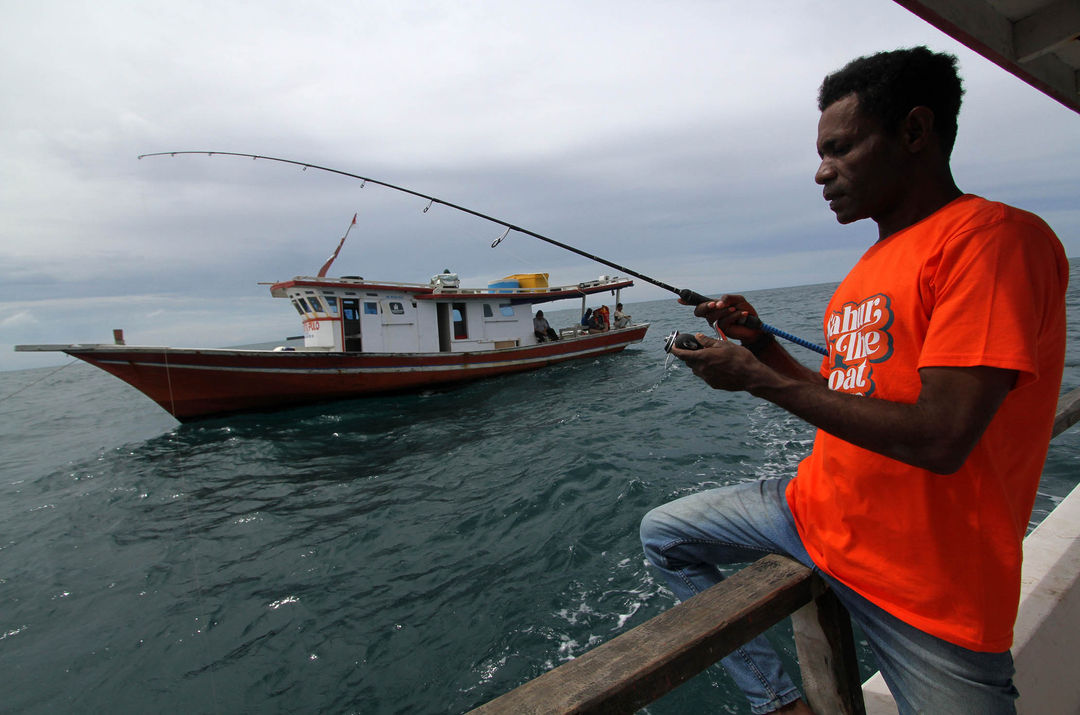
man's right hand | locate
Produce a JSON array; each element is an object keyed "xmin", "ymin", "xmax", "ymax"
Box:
[{"xmin": 692, "ymin": 294, "xmax": 764, "ymax": 343}]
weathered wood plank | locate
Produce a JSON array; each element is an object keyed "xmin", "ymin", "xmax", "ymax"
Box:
[
  {"xmin": 1052, "ymin": 386, "xmax": 1080, "ymax": 439},
  {"xmin": 793, "ymin": 588, "xmax": 867, "ymax": 715},
  {"xmin": 469, "ymin": 555, "xmax": 820, "ymax": 714}
]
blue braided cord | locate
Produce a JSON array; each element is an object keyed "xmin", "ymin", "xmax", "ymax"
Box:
[{"xmin": 759, "ymin": 322, "xmax": 828, "ymax": 356}]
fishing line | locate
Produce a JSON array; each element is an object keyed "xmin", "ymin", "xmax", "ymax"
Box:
[
  {"xmin": 138, "ymin": 151, "xmax": 827, "ymax": 356},
  {"xmin": 159, "ymin": 347, "xmax": 220, "ymax": 708},
  {"xmin": 171, "ymin": 435, "xmax": 221, "ymax": 711},
  {"xmin": 0, "ymin": 359, "xmax": 77, "ymax": 403},
  {"xmin": 163, "ymin": 350, "xmax": 178, "ymax": 418}
]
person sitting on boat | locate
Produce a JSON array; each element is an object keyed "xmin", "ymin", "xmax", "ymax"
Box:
[
  {"xmin": 579, "ymin": 307, "xmax": 594, "ymax": 332},
  {"xmin": 613, "ymin": 303, "xmax": 631, "ymax": 329},
  {"xmin": 589, "ymin": 305, "xmax": 610, "ymax": 332},
  {"xmin": 643, "ymin": 46, "xmax": 1067, "ymax": 715},
  {"xmin": 533, "ymin": 310, "xmax": 559, "ymax": 342}
]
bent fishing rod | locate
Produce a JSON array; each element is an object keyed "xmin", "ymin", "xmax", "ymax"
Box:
[{"xmin": 137, "ymin": 151, "xmax": 828, "ymax": 356}]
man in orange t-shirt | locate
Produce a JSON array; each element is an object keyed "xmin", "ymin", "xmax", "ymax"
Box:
[{"xmin": 641, "ymin": 47, "xmax": 1067, "ymax": 715}]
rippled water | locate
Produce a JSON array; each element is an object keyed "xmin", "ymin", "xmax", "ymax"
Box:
[{"xmin": 3, "ymin": 276, "xmax": 1078, "ymax": 714}]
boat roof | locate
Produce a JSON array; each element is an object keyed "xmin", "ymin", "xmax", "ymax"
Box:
[
  {"xmin": 894, "ymin": 0, "xmax": 1079, "ymax": 115},
  {"xmin": 270, "ymin": 275, "xmax": 635, "ymax": 306}
]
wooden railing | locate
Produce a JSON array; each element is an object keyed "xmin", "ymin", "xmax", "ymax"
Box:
[
  {"xmin": 1053, "ymin": 385, "xmax": 1080, "ymax": 437},
  {"xmin": 469, "ymin": 386, "xmax": 1080, "ymax": 715}
]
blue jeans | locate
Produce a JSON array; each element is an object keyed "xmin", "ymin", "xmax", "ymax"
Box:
[{"xmin": 639, "ymin": 478, "xmax": 1019, "ymax": 715}]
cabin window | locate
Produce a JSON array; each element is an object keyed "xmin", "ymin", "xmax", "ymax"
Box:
[
  {"xmin": 325, "ymin": 296, "xmax": 339, "ymax": 314},
  {"xmin": 388, "ymin": 302, "xmax": 405, "ymax": 315},
  {"xmin": 291, "ymin": 299, "xmax": 305, "ymax": 315},
  {"xmin": 452, "ymin": 302, "xmax": 468, "ymax": 339},
  {"xmin": 483, "ymin": 303, "xmax": 517, "ymax": 321},
  {"xmin": 483, "ymin": 302, "xmax": 516, "ymax": 324},
  {"xmin": 307, "ymin": 296, "xmax": 324, "ymax": 313},
  {"xmin": 364, "ymin": 302, "xmax": 378, "ymax": 315},
  {"xmin": 297, "ymin": 297, "xmax": 312, "ymax": 313}
]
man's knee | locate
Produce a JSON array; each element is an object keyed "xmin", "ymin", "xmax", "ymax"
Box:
[{"xmin": 640, "ymin": 505, "xmax": 678, "ymax": 566}]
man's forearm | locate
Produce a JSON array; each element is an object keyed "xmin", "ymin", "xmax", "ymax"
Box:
[
  {"xmin": 674, "ymin": 333, "xmax": 1014, "ymax": 472},
  {"xmin": 751, "ymin": 337, "xmax": 824, "ymax": 385},
  {"xmin": 746, "ymin": 373, "xmax": 933, "ymax": 467},
  {"xmin": 743, "ymin": 363, "xmax": 1013, "ymax": 474}
]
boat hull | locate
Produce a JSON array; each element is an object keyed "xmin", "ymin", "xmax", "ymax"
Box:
[{"xmin": 33, "ymin": 325, "xmax": 649, "ymax": 421}]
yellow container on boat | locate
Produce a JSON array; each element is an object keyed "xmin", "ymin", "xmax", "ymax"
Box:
[{"xmin": 503, "ymin": 273, "xmax": 549, "ymax": 289}]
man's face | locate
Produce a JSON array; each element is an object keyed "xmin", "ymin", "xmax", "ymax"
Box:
[{"xmin": 815, "ymin": 94, "xmax": 906, "ymax": 225}]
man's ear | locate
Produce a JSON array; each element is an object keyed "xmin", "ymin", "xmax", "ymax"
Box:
[{"xmin": 903, "ymin": 106, "xmax": 935, "ymax": 152}]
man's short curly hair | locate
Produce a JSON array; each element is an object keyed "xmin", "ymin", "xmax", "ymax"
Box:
[{"xmin": 818, "ymin": 47, "xmax": 964, "ymax": 157}]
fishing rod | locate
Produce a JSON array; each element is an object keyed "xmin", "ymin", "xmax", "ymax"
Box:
[{"xmin": 137, "ymin": 151, "xmax": 828, "ymax": 356}]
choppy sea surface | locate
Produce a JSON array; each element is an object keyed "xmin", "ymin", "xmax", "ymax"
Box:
[{"xmin": 3, "ymin": 275, "xmax": 1078, "ymax": 714}]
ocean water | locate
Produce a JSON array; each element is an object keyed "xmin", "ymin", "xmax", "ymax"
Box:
[{"xmin": 3, "ymin": 276, "xmax": 1078, "ymax": 715}]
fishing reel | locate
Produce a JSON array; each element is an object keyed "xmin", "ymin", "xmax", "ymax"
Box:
[{"xmin": 663, "ymin": 330, "xmax": 703, "ymax": 353}]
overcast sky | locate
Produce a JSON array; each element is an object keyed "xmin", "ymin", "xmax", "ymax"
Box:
[{"xmin": 3, "ymin": 0, "xmax": 1077, "ymax": 371}]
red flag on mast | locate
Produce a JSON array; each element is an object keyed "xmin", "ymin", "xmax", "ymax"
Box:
[{"xmin": 317, "ymin": 213, "xmax": 357, "ymax": 278}]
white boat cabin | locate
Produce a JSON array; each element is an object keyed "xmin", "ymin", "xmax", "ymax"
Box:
[{"xmin": 269, "ymin": 271, "xmax": 632, "ymax": 354}]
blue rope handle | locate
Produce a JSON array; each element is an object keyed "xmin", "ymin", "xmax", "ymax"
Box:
[
  {"xmin": 758, "ymin": 322, "xmax": 828, "ymax": 356},
  {"xmin": 679, "ymin": 289, "xmax": 828, "ymax": 357}
]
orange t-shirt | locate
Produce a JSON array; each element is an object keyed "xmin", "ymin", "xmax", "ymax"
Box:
[{"xmin": 787, "ymin": 195, "xmax": 1068, "ymax": 652}]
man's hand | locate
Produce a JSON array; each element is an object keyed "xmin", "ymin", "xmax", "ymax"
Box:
[
  {"xmin": 670, "ymin": 333, "xmax": 772, "ymax": 392},
  {"xmin": 687, "ymin": 294, "xmax": 765, "ymax": 344}
]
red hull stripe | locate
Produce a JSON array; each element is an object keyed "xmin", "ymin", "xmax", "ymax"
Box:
[
  {"xmin": 93, "ymin": 342, "xmax": 629, "ymax": 374},
  {"xmin": 62, "ymin": 326, "xmax": 649, "ymax": 420}
]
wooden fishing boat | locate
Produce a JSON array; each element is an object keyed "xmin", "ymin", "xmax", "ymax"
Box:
[{"xmin": 16, "ymin": 271, "xmax": 648, "ymax": 421}]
